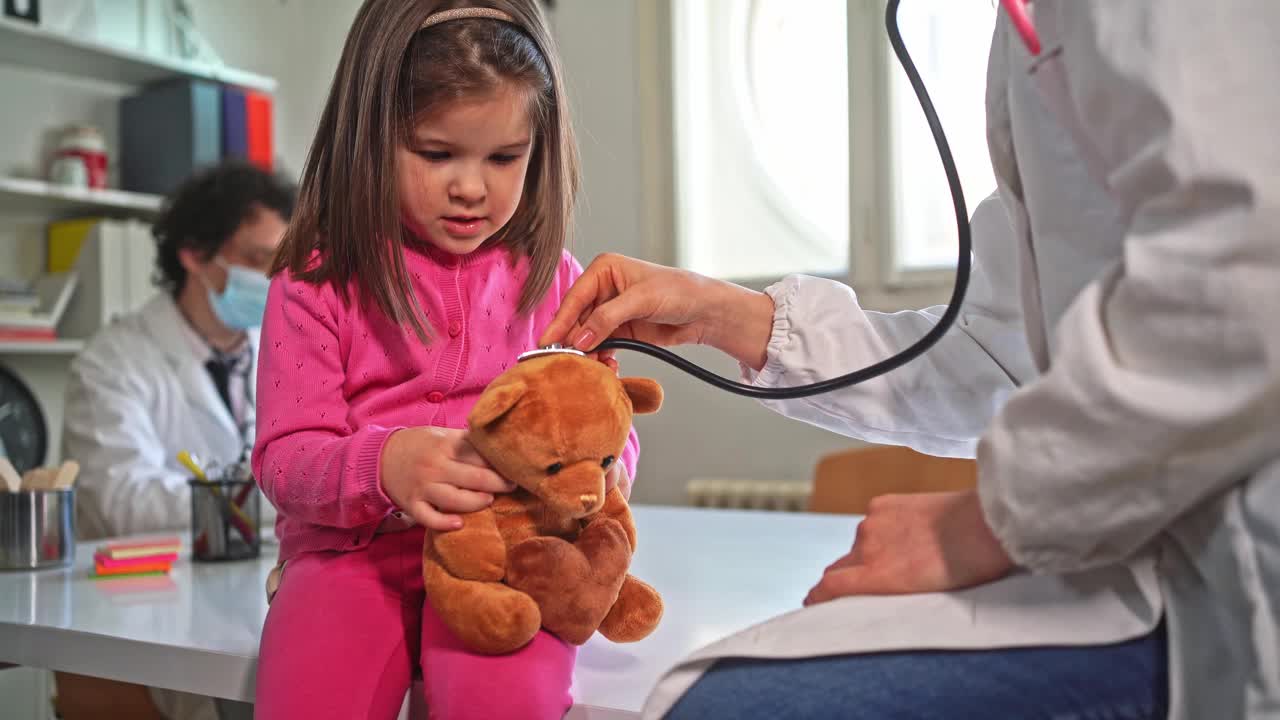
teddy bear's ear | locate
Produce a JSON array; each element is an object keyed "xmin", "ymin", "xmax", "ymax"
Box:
[
  {"xmin": 469, "ymin": 380, "xmax": 528, "ymax": 429},
  {"xmin": 621, "ymin": 377, "xmax": 663, "ymax": 415}
]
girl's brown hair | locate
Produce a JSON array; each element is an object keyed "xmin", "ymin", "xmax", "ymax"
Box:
[{"xmin": 273, "ymin": 0, "xmax": 578, "ymax": 339}]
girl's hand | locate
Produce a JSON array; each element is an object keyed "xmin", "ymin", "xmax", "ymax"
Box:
[
  {"xmin": 592, "ymin": 352, "xmax": 629, "ymax": 499},
  {"xmin": 590, "ymin": 350, "xmax": 619, "ymax": 375},
  {"xmin": 379, "ymin": 427, "xmax": 514, "ymax": 531},
  {"xmin": 604, "ymin": 463, "xmax": 632, "ymax": 500},
  {"xmin": 804, "ymin": 491, "xmax": 1015, "ymax": 605}
]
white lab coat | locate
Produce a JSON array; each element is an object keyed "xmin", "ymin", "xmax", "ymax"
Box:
[
  {"xmin": 63, "ymin": 293, "xmax": 266, "ymax": 540},
  {"xmin": 645, "ymin": 4, "xmax": 1280, "ymax": 719}
]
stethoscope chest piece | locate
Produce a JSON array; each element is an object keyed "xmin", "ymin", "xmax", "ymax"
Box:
[{"xmin": 517, "ymin": 344, "xmax": 586, "ymax": 363}]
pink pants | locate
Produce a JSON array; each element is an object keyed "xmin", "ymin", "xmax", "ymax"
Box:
[{"xmin": 254, "ymin": 528, "xmax": 575, "ymax": 719}]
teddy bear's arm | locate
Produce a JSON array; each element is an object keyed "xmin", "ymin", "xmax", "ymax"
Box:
[
  {"xmin": 593, "ymin": 486, "xmax": 639, "ymax": 551},
  {"xmin": 432, "ymin": 509, "xmax": 508, "ymax": 582}
]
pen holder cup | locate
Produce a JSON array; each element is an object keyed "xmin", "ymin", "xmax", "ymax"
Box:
[{"xmin": 188, "ymin": 478, "xmax": 261, "ymax": 562}]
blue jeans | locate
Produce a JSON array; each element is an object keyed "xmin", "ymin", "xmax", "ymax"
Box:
[{"xmin": 665, "ymin": 624, "xmax": 1167, "ymax": 719}]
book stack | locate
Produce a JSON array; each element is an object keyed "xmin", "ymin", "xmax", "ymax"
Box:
[
  {"xmin": 92, "ymin": 537, "xmax": 182, "ymax": 579},
  {"xmin": 0, "ymin": 272, "xmax": 78, "ymax": 342},
  {"xmin": 0, "ymin": 277, "xmax": 40, "ymax": 322}
]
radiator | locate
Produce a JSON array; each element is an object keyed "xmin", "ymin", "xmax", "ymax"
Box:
[{"xmin": 685, "ymin": 478, "xmax": 812, "ymax": 512}]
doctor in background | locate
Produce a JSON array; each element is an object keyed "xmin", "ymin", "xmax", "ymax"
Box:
[
  {"xmin": 544, "ymin": 4, "xmax": 1278, "ymax": 719},
  {"xmin": 64, "ymin": 161, "xmax": 294, "ymax": 540}
]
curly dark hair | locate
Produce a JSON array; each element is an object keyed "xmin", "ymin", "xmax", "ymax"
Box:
[{"xmin": 153, "ymin": 161, "xmax": 296, "ymax": 296}]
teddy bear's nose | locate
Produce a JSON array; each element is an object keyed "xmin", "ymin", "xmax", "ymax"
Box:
[{"xmin": 579, "ymin": 494, "xmax": 599, "ymax": 511}]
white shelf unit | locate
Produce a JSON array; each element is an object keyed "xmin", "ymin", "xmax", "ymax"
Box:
[
  {"xmin": 0, "ymin": 15, "xmax": 277, "ymax": 92},
  {"xmin": 0, "ymin": 13, "xmax": 278, "ymax": 358},
  {"xmin": 0, "ymin": 177, "xmax": 162, "ymax": 217},
  {"xmin": 0, "ymin": 12, "xmax": 280, "ymax": 512}
]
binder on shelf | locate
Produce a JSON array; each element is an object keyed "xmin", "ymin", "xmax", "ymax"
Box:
[
  {"xmin": 245, "ymin": 89, "xmax": 273, "ymax": 171},
  {"xmin": 221, "ymin": 85, "xmax": 249, "ymax": 161},
  {"xmin": 120, "ymin": 78, "xmax": 222, "ymax": 195},
  {"xmin": 47, "ymin": 217, "xmax": 103, "ymax": 273}
]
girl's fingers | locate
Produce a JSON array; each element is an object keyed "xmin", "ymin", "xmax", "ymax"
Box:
[
  {"xmin": 403, "ymin": 499, "xmax": 462, "ymax": 531},
  {"xmin": 423, "ymin": 482, "xmax": 496, "ymax": 514}
]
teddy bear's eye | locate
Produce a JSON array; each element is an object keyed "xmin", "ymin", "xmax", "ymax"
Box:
[
  {"xmin": 601, "ymin": 456, "xmax": 615, "ymax": 470},
  {"xmin": 546, "ymin": 462, "xmax": 563, "ymax": 475}
]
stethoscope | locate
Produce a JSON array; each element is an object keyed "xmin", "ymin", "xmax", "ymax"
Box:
[
  {"xmin": 220, "ymin": 352, "xmax": 256, "ymax": 464},
  {"xmin": 524, "ymin": 0, "xmax": 1040, "ymax": 400}
]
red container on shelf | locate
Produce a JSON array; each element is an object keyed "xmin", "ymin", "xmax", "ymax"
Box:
[{"xmin": 50, "ymin": 126, "xmax": 109, "ymax": 189}]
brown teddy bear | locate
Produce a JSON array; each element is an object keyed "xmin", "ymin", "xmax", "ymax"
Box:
[{"xmin": 422, "ymin": 351, "xmax": 665, "ymax": 655}]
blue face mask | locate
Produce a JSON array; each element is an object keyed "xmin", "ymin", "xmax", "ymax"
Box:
[{"xmin": 206, "ymin": 260, "xmax": 271, "ymax": 331}]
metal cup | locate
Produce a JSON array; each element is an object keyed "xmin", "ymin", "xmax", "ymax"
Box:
[{"xmin": 0, "ymin": 489, "xmax": 75, "ymax": 571}]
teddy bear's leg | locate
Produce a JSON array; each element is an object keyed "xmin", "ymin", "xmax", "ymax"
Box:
[
  {"xmin": 423, "ymin": 511, "xmax": 540, "ymax": 656},
  {"xmin": 572, "ymin": 515, "xmax": 632, "ymax": 583},
  {"xmin": 505, "ymin": 518, "xmax": 631, "ymax": 645},
  {"xmin": 597, "ymin": 574, "xmax": 664, "ymax": 643},
  {"xmin": 423, "ymin": 554, "xmax": 542, "ymax": 655}
]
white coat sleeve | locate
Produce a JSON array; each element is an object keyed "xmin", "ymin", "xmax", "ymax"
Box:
[
  {"xmin": 978, "ymin": 3, "xmax": 1280, "ymax": 572},
  {"xmin": 743, "ymin": 193, "xmax": 1037, "ymax": 458},
  {"xmin": 63, "ymin": 341, "xmax": 189, "ymax": 539}
]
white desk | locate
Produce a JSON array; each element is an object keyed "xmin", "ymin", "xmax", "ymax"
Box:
[{"xmin": 0, "ymin": 506, "xmax": 858, "ymax": 718}]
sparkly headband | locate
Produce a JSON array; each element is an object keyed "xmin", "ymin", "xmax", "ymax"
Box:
[{"xmin": 420, "ymin": 7, "xmax": 516, "ymax": 30}]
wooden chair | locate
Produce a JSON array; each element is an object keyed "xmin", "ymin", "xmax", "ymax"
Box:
[
  {"xmin": 809, "ymin": 445, "xmax": 977, "ymax": 515},
  {"xmin": 52, "ymin": 672, "xmax": 167, "ymax": 720}
]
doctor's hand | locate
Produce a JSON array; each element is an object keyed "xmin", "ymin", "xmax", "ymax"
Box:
[
  {"xmin": 539, "ymin": 253, "xmax": 776, "ymax": 371},
  {"xmin": 804, "ymin": 491, "xmax": 1014, "ymax": 606},
  {"xmin": 379, "ymin": 427, "xmax": 515, "ymax": 531}
]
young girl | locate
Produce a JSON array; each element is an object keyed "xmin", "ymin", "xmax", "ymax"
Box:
[{"xmin": 250, "ymin": 2, "xmax": 639, "ymax": 718}]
